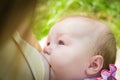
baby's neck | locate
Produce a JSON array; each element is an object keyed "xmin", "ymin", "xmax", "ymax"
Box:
[
  {"xmin": 84, "ymin": 73, "xmax": 101, "ymax": 80},
  {"xmin": 84, "ymin": 77, "xmax": 98, "ymax": 80}
]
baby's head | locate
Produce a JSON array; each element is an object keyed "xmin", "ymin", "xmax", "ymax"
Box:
[{"xmin": 43, "ymin": 16, "xmax": 116, "ymax": 80}]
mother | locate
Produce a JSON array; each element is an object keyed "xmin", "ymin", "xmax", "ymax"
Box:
[{"xmin": 0, "ymin": 0, "xmax": 49, "ymax": 80}]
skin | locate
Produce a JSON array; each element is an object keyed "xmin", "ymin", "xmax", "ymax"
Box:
[{"xmin": 43, "ymin": 17, "xmax": 108, "ymax": 80}]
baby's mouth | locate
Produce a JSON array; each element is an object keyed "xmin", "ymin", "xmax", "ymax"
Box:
[{"xmin": 42, "ymin": 52, "xmax": 50, "ymax": 63}]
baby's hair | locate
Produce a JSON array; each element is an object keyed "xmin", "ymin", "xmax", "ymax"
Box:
[{"xmin": 95, "ymin": 28, "xmax": 116, "ymax": 69}]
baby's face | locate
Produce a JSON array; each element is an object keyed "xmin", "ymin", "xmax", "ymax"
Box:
[{"xmin": 43, "ymin": 17, "xmax": 99, "ymax": 80}]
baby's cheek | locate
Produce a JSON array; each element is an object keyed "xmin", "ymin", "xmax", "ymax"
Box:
[
  {"xmin": 51, "ymin": 53, "xmax": 66, "ymax": 69},
  {"xmin": 50, "ymin": 53, "xmax": 69, "ymax": 77}
]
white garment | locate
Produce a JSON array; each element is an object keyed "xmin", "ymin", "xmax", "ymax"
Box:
[
  {"xmin": 0, "ymin": 32, "xmax": 49, "ymax": 80},
  {"xmin": 115, "ymin": 49, "xmax": 120, "ymax": 80}
]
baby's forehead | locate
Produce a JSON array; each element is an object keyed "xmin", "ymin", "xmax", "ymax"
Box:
[
  {"xmin": 54, "ymin": 17, "xmax": 101, "ymax": 30},
  {"xmin": 50, "ymin": 17, "xmax": 110, "ymax": 40},
  {"xmin": 51, "ymin": 17, "xmax": 98, "ymax": 34}
]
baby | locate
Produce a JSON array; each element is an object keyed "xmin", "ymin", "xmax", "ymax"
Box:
[{"xmin": 42, "ymin": 16, "xmax": 117, "ymax": 80}]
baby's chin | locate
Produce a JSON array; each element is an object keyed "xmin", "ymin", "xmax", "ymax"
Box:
[
  {"xmin": 42, "ymin": 53, "xmax": 55, "ymax": 79},
  {"xmin": 42, "ymin": 52, "xmax": 59, "ymax": 80},
  {"xmin": 50, "ymin": 67, "xmax": 56, "ymax": 80},
  {"xmin": 42, "ymin": 52, "xmax": 50, "ymax": 63}
]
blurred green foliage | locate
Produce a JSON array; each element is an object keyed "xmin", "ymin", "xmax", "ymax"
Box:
[{"xmin": 33, "ymin": 0, "xmax": 120, "ymax": 47}]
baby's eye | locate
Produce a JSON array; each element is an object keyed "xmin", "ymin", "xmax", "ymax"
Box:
[
  {"xmin": 58, "ymin": 40, "xmax": 65, "ymax": 45},
  {"xmin": 47, "ymin": 42, "xmax": 50, "ymax": 46}
]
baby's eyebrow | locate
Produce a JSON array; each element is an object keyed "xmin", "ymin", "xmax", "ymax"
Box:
[
  {"xmin": 57, "ymin": 32, "xmax": 72, "ymax": 39},
  {"xmin": 56, "ymin": 33, "xmax": 64, "ymax": 38}
]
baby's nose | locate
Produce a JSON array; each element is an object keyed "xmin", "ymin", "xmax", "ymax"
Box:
[{"xmin": 43, "ymin": 46, "xmax": 51, "ymax": 55}]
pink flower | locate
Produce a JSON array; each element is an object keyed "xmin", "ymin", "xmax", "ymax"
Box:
[{"xmin": 96, "ymin": 64, "xmax": 117, "ymax": 80}]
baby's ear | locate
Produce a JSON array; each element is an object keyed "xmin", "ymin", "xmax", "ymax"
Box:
[{"xmin": 86, "ymin": 55, "xmax": 103, "ymax": 76}]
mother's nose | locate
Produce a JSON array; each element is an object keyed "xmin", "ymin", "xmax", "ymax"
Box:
[{"xmin": 43, "ymin": 46, "xmax": 51, "ymax": 55}]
